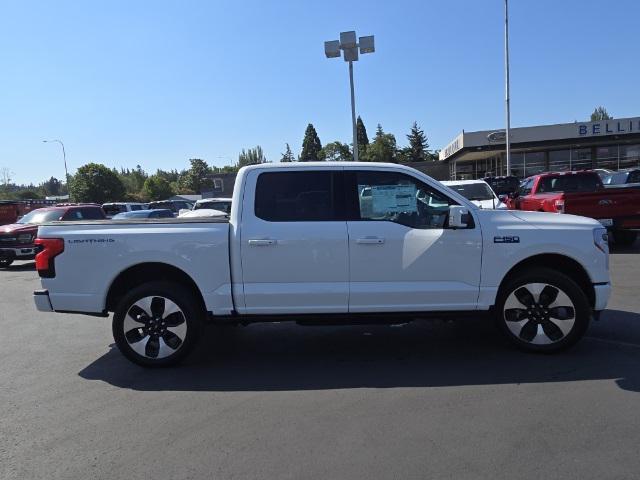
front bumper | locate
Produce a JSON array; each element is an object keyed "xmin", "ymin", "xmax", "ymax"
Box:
[
  {"xmin": 0, "ymin": 246, "xmax": 36, "ymax": 260},
  {"xmin": 594, "ymin": 283, "xmax": 612, "ymax": 311},
  {"xmin": 34, "ymin": 289, "xmax": 53, "ymax": 312}
]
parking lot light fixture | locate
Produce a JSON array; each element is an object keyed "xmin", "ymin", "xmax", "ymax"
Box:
[
  {"xmin": 43, "ymin": 139, "xmax": 71, "ymax": 201},
  {"xmin": 324, "ymin": 30, "xmax": 375, "ymax": 162}
]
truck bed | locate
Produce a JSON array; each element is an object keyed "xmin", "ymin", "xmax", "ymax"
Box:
[{"xmin": 36, "ymin": 218, "xmax": 233, "ymax": 315}]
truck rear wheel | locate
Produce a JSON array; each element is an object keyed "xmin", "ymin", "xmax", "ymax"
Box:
[
  {"xmin": 112, "ymin": 281, "xmax": 203, "ymax": 367},
  {"xmin": 613, "ymin": 230, "xmax": 637, "ymax": 247},
  {"xmin": 495, "ymin": 268, "xmax": 590, "ymax": 353},
  {"xmin": 0, "ymin": 258, "xmax": 13, "ymax": 268}
]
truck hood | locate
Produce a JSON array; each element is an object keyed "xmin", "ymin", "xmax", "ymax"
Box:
[
  {"xmin": 507, "ymin": 210, "xmax": 601, "ymax": 230},
  {"xmin": 0, "ymin": 223, "xmax": 37, "ymax": 235}
]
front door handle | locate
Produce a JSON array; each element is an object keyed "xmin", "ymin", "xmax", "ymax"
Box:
[
  {"xmin": 356, "ymin": 236, "xmax": 385, "ymax": 245},
  {"xmin": 248, "ymin": 239, "xmax": 276, "ymax": 246}
]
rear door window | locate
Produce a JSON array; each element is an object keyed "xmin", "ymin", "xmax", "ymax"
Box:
[
  {"xmin": 254, "ymin": 171, "xmax": 343, "ymax": 222},
  {"xmin": 81, "ymin": 207, "xmax": 105, "ymax": 219},
  {"xmin": 63, "ymin": 209, "xmax": 84, "ymax": 220}
]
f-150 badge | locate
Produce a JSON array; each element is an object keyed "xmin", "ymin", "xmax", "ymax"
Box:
[{"xmin": 494, "ymin": 236, "xmax": 520, "ymax": 243}]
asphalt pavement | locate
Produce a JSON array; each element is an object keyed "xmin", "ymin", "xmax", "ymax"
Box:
[{"xmin": 1, "ymin": 244, "xmax": 640, "ymax": 480}]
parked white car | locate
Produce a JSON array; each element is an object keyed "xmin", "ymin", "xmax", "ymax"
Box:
[
  {"xmin": 102, "ymin": 202, "xmax": 148, "ymax": 218},
  {"xmin": 34, "ymin": 162, "xmax": 610, "ymax": 367},
  {"xmin": 178, "ymin": 208, "xmax": 227, "ymax": 218},
  {"xmin": 193, "ymin": 198, "xmax": 232, "ymax": 214},
  {"xmin": 442, "ymin": 180, "xmax": 507, "ymax": 209}
]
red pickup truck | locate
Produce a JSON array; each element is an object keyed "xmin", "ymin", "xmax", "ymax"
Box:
[
  {"xmin": 0, "ymin": 204, "xmax": 106, "ymax": 267},
  {"xmin": 505, "ymin": 171, "xmax": 640, "ymax": 246}
]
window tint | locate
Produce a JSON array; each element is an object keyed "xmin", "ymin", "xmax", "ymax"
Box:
[
  {"xmin": 130, "ymin": 204, "xmax": 143, "ymax": 211},
  {"xmin": 538, "ymin": 174, "xmax": 599, "ymax": 193},
  {"xmin": 81, "ymin": 207, "xmax": 105, "ymax": 220},
  {"xmin": 195, "ymin": 201, "xmax": 231, "ymax": 213},
  {"xmin": 64, "ymin": 209, "xmax": 84, "ymax": 220},
  {"xmin": 103, "ymin": 204, "xmax": 126, "ymax": 215},
  {"xmin": 519, "ymin": 179, "xmax": 534, "ymax": 196},
  {"xmin": 356, "ymin": 171, "xmax": 453, "ymax": 229},
  {"xmin": 255, "ymin": 171, "xmax": 341, "ymax": 222},
  {"xmin": 628, "ymin": 170, "xmax": 640, "ymax": 183}
]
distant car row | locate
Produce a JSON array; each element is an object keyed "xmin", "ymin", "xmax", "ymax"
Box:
[{"xmin": 0, "ymin": 197, "xmax": 233, "ymax": 267}]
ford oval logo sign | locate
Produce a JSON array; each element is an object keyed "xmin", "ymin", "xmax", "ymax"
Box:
[{"xmin": 487, "ymin": 131, "xmax": 506, "ymax": 143}]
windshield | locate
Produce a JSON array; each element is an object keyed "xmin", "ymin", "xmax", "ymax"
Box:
[
  {"xmin": 604, "ymin": 172, "xmax": 628, "ymax": 185},
  {"xmin": 194, "ymin": 201, "xmax": 231, "ymax": 213},
  {"xmin": 538, "ymin": 174, "xmax": 600, "ymax": 193},
  {"xmin": 447, "ymin": 183, "xmax": 495, "ymax": 201},
  {"xmin": 103, "ymin": 204, "xmax": 127, "ymax": 215},
  {"xmin": 17, "ymin": 209, "xmax": 65, "ymax": 224}
]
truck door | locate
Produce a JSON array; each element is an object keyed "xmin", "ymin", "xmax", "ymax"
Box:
[
  {"xmin": 345, "ymin": 169, "xmax": 482, "ymax": 312},
  {"xmin": 238, "ymin": 168, "xmax": 349, "ymax": 314}
]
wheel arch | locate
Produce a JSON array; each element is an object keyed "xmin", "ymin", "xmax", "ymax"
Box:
[
  {"xmin": 497, "ymin": 254, "xmax": 595, "ymax": 308},
  {"xmin": 105, "ymin": 262, "xmax": 206, "ymax": 313}
]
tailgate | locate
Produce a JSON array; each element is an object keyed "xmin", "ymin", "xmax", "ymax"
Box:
[{"xmin": 564, "ymin": 190, "xmax": 640, "ymax": 226}]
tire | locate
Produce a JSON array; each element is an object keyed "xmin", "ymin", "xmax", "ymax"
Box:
[
  {"xmin": 495, "ymin": 268, "xmax": 591, "ymax": 353},
  {"xmin": 613, "ymin": 230, "xmax": 637, "ymax": 247},
  {"xmin": 0, "ymin": 258, "xmax": 13, "ymax": 268},
  {"xmin": 112, "ymin": 281, "xmax": 203, "ymax": 367}
]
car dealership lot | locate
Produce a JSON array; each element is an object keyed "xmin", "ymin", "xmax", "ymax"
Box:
[{"xmin": 2, "ymin": 247, "xmax": 640, "ymax": 480}]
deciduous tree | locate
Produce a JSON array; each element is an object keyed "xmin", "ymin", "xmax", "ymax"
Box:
[{"xmin": 70, "ymin": 163, "xmax": 126, "ymax": 203}]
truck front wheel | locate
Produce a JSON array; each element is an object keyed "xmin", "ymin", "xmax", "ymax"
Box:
[
  {"xmin": 0, "ymin": 258, "xmax": 13, "ymax": 268},
  {"xmin": 495, "ymin": 268, "xmax": 590, "ymax": 353},
  {"xmin": 112, "ymin": 281, "xmax": 203, "ymax": 367}
]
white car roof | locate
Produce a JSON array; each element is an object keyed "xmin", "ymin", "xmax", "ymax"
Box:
[
  {"xmin": 441, "ymin": 179, "xmax": 490, "ymax": 186},
  {"xmin": 178, "ymin": 208, "xmax": 227, "ymax": 218},
  {"xmin": 195, "ymin": 198, "xmax": 232, "ymax": 203}
]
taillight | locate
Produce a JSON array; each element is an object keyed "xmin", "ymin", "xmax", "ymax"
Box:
[
  {"xmin": 554, "ymin": 199, "xmax": 565, "ymax": 213},
  {"xmin": 34, "ymin": 238, "xmax": 64, "ymax": 278}
]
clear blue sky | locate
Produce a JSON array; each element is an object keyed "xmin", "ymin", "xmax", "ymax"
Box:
[{"xmin": 2, "ymin": 0, "xmax": 639, "ymax": 185}]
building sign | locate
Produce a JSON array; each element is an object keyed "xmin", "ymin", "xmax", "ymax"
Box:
[
  {"xmin": 440, "ymin": 134, "xmax": 463, "ymax": 161},
  {"xmin": 578, "ymin": 119, "xmax": 640, "ymax": 137}
]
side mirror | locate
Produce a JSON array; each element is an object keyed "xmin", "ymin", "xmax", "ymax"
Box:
[
  {"xmin": 498, "ymin": 194, "xmax": 508, "ymax": 203},
  {"xmin": 448, "ymin": 205, "xmax": 468, "ymax": 229}
]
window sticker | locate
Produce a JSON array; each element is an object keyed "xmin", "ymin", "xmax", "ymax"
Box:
[{"xmin": 371, "ymin": 184, "xmax": 417, "ymax": 214}]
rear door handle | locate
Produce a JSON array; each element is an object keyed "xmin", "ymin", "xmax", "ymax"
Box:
[
  {"xmin": 356, "ymin": 236, "xmax": 385, "ymax": 245},
  {"xmin": 248, "ymin": 239, "xmax": 276, "ymax": 246}
]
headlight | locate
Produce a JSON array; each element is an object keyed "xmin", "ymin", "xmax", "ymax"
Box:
[
  {"xmin": 17, "ymin": 233, "xmax": 34, "ymax": 244},
  {"xmin": 593, "ymin": 227, "xmax": 609, "ymax": 254}
]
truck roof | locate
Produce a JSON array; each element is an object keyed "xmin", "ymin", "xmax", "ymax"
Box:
[{"xmin": 242, "ymin": 161, "xmax": 399, "ymax": 170}]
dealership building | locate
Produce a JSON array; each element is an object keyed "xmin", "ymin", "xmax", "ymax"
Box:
[{"xmin": 439, "ymin": 116, "xmax": 640, "ymax": 180}]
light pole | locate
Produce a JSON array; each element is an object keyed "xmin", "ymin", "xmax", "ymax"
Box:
[
  {"xmin": 43, "ymin": 139, "xmax": 71, "ymax": 200},
  {"xmin": 504, "ymin": 0, "xmax": 512, "ymax": 176},
  {"xmin": 324, "ymin": 31, "xmax": 375, "ymax": 162}
]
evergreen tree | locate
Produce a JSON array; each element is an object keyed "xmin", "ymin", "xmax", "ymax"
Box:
[
  {"xmin": 356, "ymin": 116, "xmax": 369, "ymax": 150},
  {"xmin": 406, "ymin": 121, "xmax": 429, "ymax": 162},
  {"xmin": 591, "ymin": 106, "xmax": 612, "ymax": 121},
  {"xmin": 280, "ymin": 143, "xmax": 295, "ymax": 162},
  {"xmin": 300, "ymin": 124, "xmax": 322, "ymax": 161},
  {"xmin": 238, "ymin": 146, "xmax": 267, "ymax": 167},
  {"xmin": 180, "ymin": 158, "xmax": 213, "ymax": 193}
]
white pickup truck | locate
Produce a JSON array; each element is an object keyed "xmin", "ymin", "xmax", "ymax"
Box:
[{"xmin": 33, "ymin": 163, "xmax": 611, "ymax": 366}]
